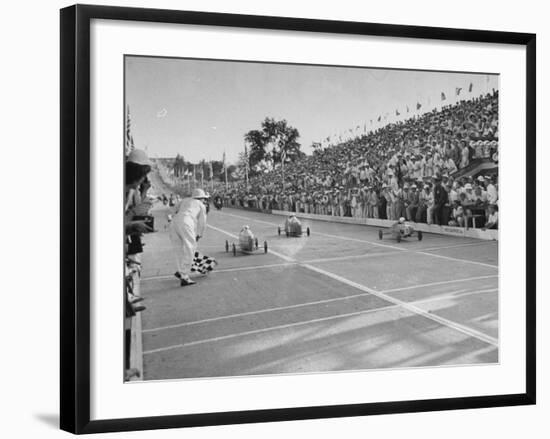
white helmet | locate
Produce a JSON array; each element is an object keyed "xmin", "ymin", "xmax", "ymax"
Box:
[
  {"xmin": 192, "ymin": 188, "xmax": 208, "ymax": 199},
  {"xmin": 127, "ymin": 149, "xmax": 151, "ymax": 166},
  {"xmin": 399, "ymin": 217, "xmax": 406, "ymax": 224}
]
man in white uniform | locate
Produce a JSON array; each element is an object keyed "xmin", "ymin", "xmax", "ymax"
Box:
[{"xmin": 169, "ymin": 188, "xmax": 208, "ymax": 286}]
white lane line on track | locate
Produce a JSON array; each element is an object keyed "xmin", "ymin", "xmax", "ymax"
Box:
[
  {"xmin": 416, "ymin": 251, "xmax": 498, "ymax": 269},
  {"xmin": 141, "ymin": 249, "xmax": 494, "ymax": 282},
  {"xmin": 380, "ymin": 275, "xmax": 499, "ymax": 294},
  {"xmin": 216, "ymin": 217, "xmax": 498, "ymax": 343},
  {"xmin": 421, "ymin": 241, "xmax": 498, "ymax": 252},
  {"xmin": 143, "ymin": 304, "xmax": 401, "ymax": 354},
  {"xmin": 303, "ymin": 250, "xmax": 403, "ymax": 264},
  {"xmin": 302, "ymin": 243, "xmax": 496, "ymax": 264},
  {"xmin": 217, "ymin": 210, "xmax": 498, "ymax": 269},
  {"xmin": 141, "ymin": 262, "xmax": 296, "ymax": 282},
  {"xmin": 302, "ymin": 264, "xmax": 498, "ymax": 347},
  {"xmin": 146, "ymin": 220, "xmax": 498, "ymax": 350},
  {"xmin": 143, "ymin": 287, "xmax": 497, "ymax": 335}
]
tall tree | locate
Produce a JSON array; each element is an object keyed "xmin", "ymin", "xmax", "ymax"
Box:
[
  {"xmin": 172, "ymin": 154, "xmax": 186, "ymax": 177},
  {"xmin": 244, "ymin": 117, "xmax": 302, "ymax": 172},
  {"xmin": 244, "ymin": 129, "xmax": 268, "ymax": 167}
]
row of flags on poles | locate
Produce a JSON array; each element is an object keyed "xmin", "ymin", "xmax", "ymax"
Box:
[{"xmin": 318, "ymin": 81, "xmax": 480, "ymax": 148}]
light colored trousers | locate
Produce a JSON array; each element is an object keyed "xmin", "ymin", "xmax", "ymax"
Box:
[
  {"xmin": 169, "ymin": 216, "xmax": 197, "ymax": 276},
  {"xmin": 368, "ymin": 205, "xmax": 379, "ymax": 218},
  {"xmin": 427, "ymin": 206, "xmax": 434, "ymax": 225}
]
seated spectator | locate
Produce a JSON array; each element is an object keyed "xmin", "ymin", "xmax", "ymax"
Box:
[
  {"xmin": 483, "ymin": 204, "xmax": 498, "ymax": 229},
  {"xmin": 449, "ymin": 200, "xmax": 465, "ymax": 227}
]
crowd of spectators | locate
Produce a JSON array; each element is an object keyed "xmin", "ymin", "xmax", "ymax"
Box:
[{"xmin": 221, "ymin": 90, "xmax": 499, "ymax": 230}]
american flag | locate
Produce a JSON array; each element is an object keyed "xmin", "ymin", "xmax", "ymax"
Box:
[{"xmin": 125, "ymin": 105, "xmax": 135, "ymax": 155}]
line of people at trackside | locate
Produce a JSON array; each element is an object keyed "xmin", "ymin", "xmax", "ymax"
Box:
[
  {"xmin": 219, "ymin": 91, "xmax": 499, "ymax": 229},
  {"xmin": 225, "ymin": 172, "xmax": 497, "ymax": 230},
  {"xmin": 124, "ymin": 149, "xmax": 155, "ymax": 380},
  {"xmin": 377, "ymin": 173, "xmax": 498, "ymax": 230},
  {"xmin": 123, "ymin": 149, "xmax": 216, "ymax": 379}
]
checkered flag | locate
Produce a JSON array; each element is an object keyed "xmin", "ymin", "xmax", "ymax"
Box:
[{"xmin": 191, "ymin": 252, "xmax": 218, "ymax": 274}]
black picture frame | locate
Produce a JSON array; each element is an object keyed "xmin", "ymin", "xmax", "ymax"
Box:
[{"xmin": 60, "ymin": 4, "xmax": 536, "ymax": 434}]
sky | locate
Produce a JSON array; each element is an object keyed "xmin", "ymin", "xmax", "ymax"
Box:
[{"xmin": 125, "ymin": 56, "xmax": 499, "ymax": 164}]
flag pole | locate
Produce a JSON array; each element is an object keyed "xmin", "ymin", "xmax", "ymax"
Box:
[
  {"xmin": 244, "ymin": 144, "xmax": 249, "ymax": 188},
  {"xmin": 281, "ymin": 148, "xmax": 285, "ymax": 193},
  {"xmin": 223, "ymin": 151, "xmax": 228, "ymax": 191},
  {"xmin": 210, "ymin": 161, "xmax": 214, "ymax": 193}
]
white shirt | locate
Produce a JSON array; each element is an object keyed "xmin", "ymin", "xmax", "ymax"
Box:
[
  {"xmin": 486, "ymin": 183, "xmax": 498, "ymax": 204},
  {"xmin": 487, "ymin": 212, "xmax": 498, "ymax": 225},
  {"xmin": 174, "ymin": 198, "xmax": 207, "ymax": 237}
]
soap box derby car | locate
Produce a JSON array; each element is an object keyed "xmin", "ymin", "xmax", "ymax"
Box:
[
  {"xmin": 225, "ymin": 225, "xmax": 268, "ymax": 255},
  {"xmin": 378, "ymin": 217, "xmax": 423, "ymax": 243},
  {"xmin": 278, "ymin": 214, "xmax": 310, "ymax": 237}
]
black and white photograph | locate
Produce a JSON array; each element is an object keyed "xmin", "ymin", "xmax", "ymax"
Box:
[
  {"xmin": 124, "ymin": 56, "xmax": 500, "ymax": 382},
  {"xmin": 1, "ymin": 0, "xmax": 544, "ymax": 436}
]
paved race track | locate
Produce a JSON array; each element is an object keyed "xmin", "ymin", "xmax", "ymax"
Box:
[{"xmin": 138, "ymin": 203, "xmax": 498, "ymax": 381}]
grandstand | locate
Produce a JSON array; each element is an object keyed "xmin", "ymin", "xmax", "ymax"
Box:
[{"xmin": 219, "ymin": 91, "xmax": 498, "ymax": 232}]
